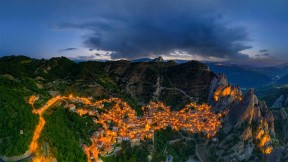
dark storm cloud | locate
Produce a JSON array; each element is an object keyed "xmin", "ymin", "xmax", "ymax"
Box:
[
  {"xmin": 94, "ymin": 52, "xmax": 110, "ymax": 57},
  {"xmin": 255, "ymin": 53, "xmax": 270, "ymax": 57},
  {"xmin": 88, "ymin": 48, "xmax": 101, "ymax": 52},
  {"xmin": 59, "ymin": 48, "xmax": 77, "ymax": 52},
  {"xmin": 259, "ymin": 49, "xmax": 269, "ymax": 53},
  {"xmin": 1, "ymin": 0, "xmax": 288, "ymax": 62},
  {"xmin": 55, "ymin": 0, "xmax": 252, "ymax": 60}
]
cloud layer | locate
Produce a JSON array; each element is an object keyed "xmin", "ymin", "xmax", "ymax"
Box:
[
  {"xmin": 56, "ymin": 0, "xmax": 252, "ymax": 60},
  {"xmin": 59, "ymin": 48, "xmax": 77, "ymax": 52}
]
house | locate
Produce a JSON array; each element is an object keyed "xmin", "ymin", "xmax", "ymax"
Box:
[
  {"xmin": 123, "ymin": 137, "xmax": 130, "ymax": 141},
  {"xmin": 97, "ymin": 141, "xmax": 103, "ymax": 148},
  {"xmin": 98, "ymin": 128, "xmax": 104, "ymax": 136},
  {"xmin": 131, "ymin": 138, "xmax": 140, "ymax": 147},
  {"xmin": 112, "ymin": 126, "xmax": 119, "ymax": 132},
  {"xmin": 147, "ymin": 118, "xmax": 152, "ymax": 124},
  {"xmin": 116, "ymin": 136, "xmax": 123, "ymax": 143},
  {"xmin": 90, "ymin": 151, "xmax": 94, "ymax": 160},
  {"xmin": 65, "ymin": 104, "xmax": 76, "ymax": 112},
  {"xmin": 93, "ymin": 131, "xmax": 100, "ymax": 138},
  {"xmin": 105, "ymin": 145, "xmax": 113, "ymax": 154},
  {"xmin": 92, "ymin": 118, "xmax": 98, "ymax": 123},
  {"xmin": 34, "ymin": 95, "xmax": 39, "ymax": 101}
]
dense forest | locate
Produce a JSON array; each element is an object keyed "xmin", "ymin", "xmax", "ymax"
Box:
[
  {"xmin": 39, "ymin": 107, "xmax": 96, "ymax": 162},
  {"xmin": 152, "ymin": 127, "xmax": 196, "ymax": 162},
  {"xmin": 102, "ymin": 141, "xmax": 150, "ymax": 162},
  {"xmin": 0, "ymin": 77, "xmax": 38, "ymax": 156}
]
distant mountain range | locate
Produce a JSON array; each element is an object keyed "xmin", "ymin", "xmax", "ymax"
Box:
[
  {"xmin": 129, "ymin": 58, "xmax": 288, "ymax": 88},
  {"xmin": 205, "ymin": 62, "xmax": 286, "ymax": 88},
  {"xmin": 131, "ymin": 57, "xmax": 189, "ymax": 64}
]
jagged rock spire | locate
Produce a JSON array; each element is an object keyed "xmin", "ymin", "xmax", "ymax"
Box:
[{"xmin": 150, "ymin": 56, "xmax": 164, "ymax": 62}]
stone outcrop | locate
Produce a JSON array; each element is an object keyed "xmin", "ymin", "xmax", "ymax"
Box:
[
  {"xmin": 242, "ymin": 126, "xmax": 253, "ymax": 141},
  {"xmin": 208, "ymin": 73, "xmax": 229, "ymax": 104},
  {"xmin": 228, "ymin": 89, "xmax": 255, "ymax": 125},
  {"xmin": 209, "ymin": 74, "xmax": 276, "ymax": 160},
  {"xmin": 208, "ymin": 74, "xmax": 242, "ymax": 112},
  {"xmin": 264, "ymin": 111, "xmax": 276, "ymax": 137}
]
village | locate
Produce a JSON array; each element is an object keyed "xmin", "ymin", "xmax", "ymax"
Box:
[{"xmin": 28, "ymin": 95, "xmax": 225, "ymax": 162}]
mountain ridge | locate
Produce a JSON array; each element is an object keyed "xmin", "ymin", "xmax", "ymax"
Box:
[{"xmin": 0, "ymin": 55, "xmax": 286, "ymax": 161}]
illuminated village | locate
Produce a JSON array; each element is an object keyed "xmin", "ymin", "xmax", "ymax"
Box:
[{"xmin": 28, "ymin": 95, "xmax": 227, "ymax": 162}]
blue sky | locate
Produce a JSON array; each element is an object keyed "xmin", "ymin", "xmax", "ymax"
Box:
[{"xmin": 0, "ymin": 0, "xmax": 287, "ymax": 65}]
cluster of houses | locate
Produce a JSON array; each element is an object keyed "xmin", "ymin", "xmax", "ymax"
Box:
[{"xmin": 61, "ymin": 96, "xmax": 224, "ymax": 161}]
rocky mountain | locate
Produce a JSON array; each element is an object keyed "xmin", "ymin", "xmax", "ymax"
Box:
[
  {"xmin": 0, "ymin": 55, "xmax": 287, "ymax": 161},
  {"xmin": 272, "ymin": 108, "xmax": 288, "ymax": 142},
  {"xmin": 0, "ymin": 56, "xmax": 215, "ymax": 110},
  {"xmin": 206, "ymin": 73, "xmax": 277, "ymax": 161}
]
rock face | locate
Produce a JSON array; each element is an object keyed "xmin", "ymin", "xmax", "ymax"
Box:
[
  {"xmin": 209, "ymin": 74, "xmax": 276, "ymax": 161},
  {"xmin": 272, "ymin": 95, "xmax": 285, "ymax": 108},
  {"xmin": 109, "ymin": 60, "xmax": 215, "ymax": 110},
  {"xmin": 229, "ymin": 89, "xmax": 255, "ymax": 125},
  {"xmin": 265, "ymin": 111, "xmax": 276, "ymax": 137},
  {"xmin": 208, "ymin": 74, "xmax": 242, "ymax": 111},
  {"xmin": 242, "ymin": 126, "xmax": 253, "ymax": 141},
  {"xmin": 280, "ymin": 108, "xmax": 288, "ymax": 142}
]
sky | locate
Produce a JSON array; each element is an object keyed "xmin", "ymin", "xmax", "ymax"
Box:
[{"xmin": 0, "ymin": 0, "xmax": 287, "ymax": 66}]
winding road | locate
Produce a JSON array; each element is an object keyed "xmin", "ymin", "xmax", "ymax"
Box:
[{"xmin": 1, "ymin": 96, "xmax": 63, "ymax": 162}]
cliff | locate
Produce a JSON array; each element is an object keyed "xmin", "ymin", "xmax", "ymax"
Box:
[{"xmin": 208, "ymin": 74, "xmax": 276, "ymax": 161}]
